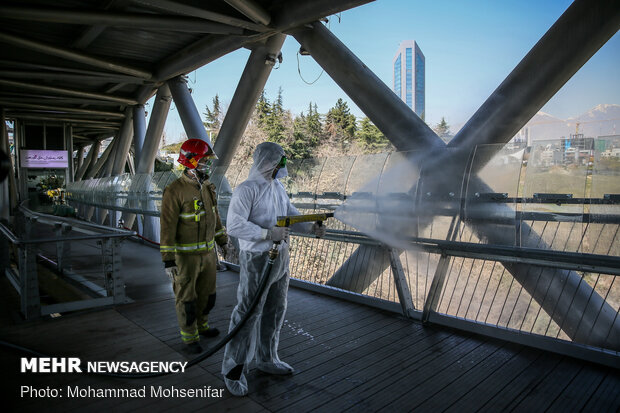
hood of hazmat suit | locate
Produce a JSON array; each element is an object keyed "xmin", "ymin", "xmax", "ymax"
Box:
[{"xmin": 226, "ymin": 142, "xmax": 305, "ymax": 253}]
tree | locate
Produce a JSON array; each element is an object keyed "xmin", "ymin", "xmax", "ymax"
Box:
[
  {"xmin": 265, "ymin": 88, "xmax": 286, "ymax": 143},
  {"xmin": 305, "ymin": 102, "xmax": 322, "ymax": 147},
  {"xmin": 357, "ymin": 117, "xmax": 389, "ymax": 153},
  {"xmin": 255, "ymin": 90, "xmax": 270, "ymax": 128},
  {"xmin": 326, "ymin": 98, "xmax": 357, "ymax": 150},
  {"xmin": 203, "ymin": 94, "xmax": 222, "ymax": 139},
  {"xmin": 287, "ymin": 114, "xmax": 312, "ymax": 160},
  {"xmin": 433, "ymin": 117, "xmax": 452, "ymax": 142}
]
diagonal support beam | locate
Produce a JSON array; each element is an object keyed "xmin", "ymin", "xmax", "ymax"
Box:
[
  {"xmin": 167, "ymin": 76, "xmax": 214, "ymax": 148},
  {"xmin": 291, "ymin": 11, "xmax": 620, "ymax": 349},
  {"xmin": 213, "ymin": 34, "xmax": 287, "ymax": 169}
]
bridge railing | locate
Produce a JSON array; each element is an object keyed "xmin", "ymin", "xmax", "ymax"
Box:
[
  {"xmin": 0, "ymin": 207, "xmax": 135, "ymax": 319},
  {"xmin": 64, "ymin": 140, "xmax": 620, "ymax": 366}
]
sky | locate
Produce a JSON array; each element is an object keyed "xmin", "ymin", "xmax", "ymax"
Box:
[{"xmin": 157, "ymin": 0, "xmax": 620, "ymax": 143}]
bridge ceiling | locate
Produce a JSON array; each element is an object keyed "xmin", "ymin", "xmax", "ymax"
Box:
[{"xmin": 0, "ymin": 0, "xmax": 372, "ymax": 142}]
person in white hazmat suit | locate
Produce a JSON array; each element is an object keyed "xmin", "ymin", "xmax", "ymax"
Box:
[{"xmin": 222, "ymin": 142, "xmax": 326, "ymax": 397}]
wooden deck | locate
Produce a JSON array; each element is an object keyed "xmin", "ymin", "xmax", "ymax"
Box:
[{"xmin": 1, "ymin": 240, "xmax": 619, "ymax": 412}]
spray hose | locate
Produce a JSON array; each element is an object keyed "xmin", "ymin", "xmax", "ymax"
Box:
[
  {"xmin": 0, "ymin": 244, "xmax": 280, "ymax": 379},
  {"xmin": 1, "ymin": 213, "xmax": 333, "ymax": 379}
]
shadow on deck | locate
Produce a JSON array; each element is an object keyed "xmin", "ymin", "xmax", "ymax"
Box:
[{"xmin": 1, "ymin": 240, "xmax": 619, "ymax": 412}]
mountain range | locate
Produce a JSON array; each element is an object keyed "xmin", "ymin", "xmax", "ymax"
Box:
[
  {"xmin": 517, "ymin": 104, "xmax": 620, "ymax": 141},
  {"xmin": 449, "ymin": 104, "xmax": 620, "ymax": 141}
]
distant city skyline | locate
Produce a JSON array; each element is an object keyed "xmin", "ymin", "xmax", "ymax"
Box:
[{"xmin": 156, "ymin": 0, "xmax": 620, "ymax": 142}]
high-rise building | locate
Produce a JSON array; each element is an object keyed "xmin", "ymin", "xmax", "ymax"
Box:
[{"xmin": 393, "ymin": 40, "xmax": 425, "ymax": 119}]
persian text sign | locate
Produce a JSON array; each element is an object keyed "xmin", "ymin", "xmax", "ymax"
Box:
[{"xmin": 21, "ymin": 150, "xmax": 68, "ymax": 168}]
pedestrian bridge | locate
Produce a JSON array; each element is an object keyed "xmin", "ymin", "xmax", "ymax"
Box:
[{"xmin": 1, "ymin": 0, "xmax": 619, "ymax": 410}]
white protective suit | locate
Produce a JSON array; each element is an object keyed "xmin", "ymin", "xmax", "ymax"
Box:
[{"xmin": 221, "ymin": 142, "xmax": 311, "ymax": 396}]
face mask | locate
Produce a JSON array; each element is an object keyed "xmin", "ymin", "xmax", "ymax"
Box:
[
  {"xmin": 275, "ymin": 166, "xmax": 288, "ymax": 179},
  {"xmin": 196, "ymin": 157, "xmax": 213, "ymax": 177},
  {"xmin": 271, "ymin": 156, "xmax": 287, "ymax": 180}
]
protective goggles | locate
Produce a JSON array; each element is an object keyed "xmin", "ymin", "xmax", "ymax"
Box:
[
  {"xmin": 196, "ymin": 157, "xmax": 213, "ymax": 173},
  {"xmin": 277, "ymin": 156, "xmax": 287, "ymax": 169}
]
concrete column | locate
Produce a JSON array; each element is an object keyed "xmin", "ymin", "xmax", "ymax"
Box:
[
  {"xmin": 84, "ymin": 138, "xmax": 114, "ymax": 180},
  {"xmin": 292, "ymin": 19, "xmax": 620, "ymax": 349},
  {"xmin": 122, "ymin": 85, "xmax": 172, "ymax": 232},
  {"xmin": 76, "ymin": 144, "xmax": 85, "ymax": 175},
  {"xmin": 133, "ymin": 104, "xmax": 146, "ymax": 166},
  {"xmin": 167, "ymin": 76, "xmax": 214, "ymax": 149},
  {"xmin": 111, "ymin": 108, "xmax": 134, "ymax": 175},
  {"xmin": 84, "ymin": 139, "xmax": 115, "ymax": 222},
  {"xmin": 136, "ymin": 85, "xmax": 172, "ymax": 174},
  {"xmin": 211, "ymin": 33, "xmax": 286, "ymax": 228},
  {"xmin": 75, "ymin": 139, "xmax": 100, "ymax": 181}
]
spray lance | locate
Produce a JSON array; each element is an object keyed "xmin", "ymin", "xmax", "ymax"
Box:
[{"xmin": 266, "ymin": 212, "xmax": 335, "ymax": 268}]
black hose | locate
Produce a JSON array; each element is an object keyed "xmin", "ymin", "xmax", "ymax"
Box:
[{"xmin": 0, "ymin": 245, "xmax": 280, "ymax": 379}]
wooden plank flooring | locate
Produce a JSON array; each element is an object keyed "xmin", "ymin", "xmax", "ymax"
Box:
[{"xmin": 1, "ymin": 239, "xmax": 618, "ymax": 412}]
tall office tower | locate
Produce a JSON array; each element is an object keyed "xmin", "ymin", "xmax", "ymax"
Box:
[{"xmin": 393, "ymin": 40, "xmax": 425, "ymax": 119}]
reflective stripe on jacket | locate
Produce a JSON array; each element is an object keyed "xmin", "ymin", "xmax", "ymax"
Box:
[{"xmin": 160, "ymin": 173, "xmax": 228, "ymax": 262}]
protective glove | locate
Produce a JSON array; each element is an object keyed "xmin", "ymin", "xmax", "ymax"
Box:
[
  {"xmin": 164, "ymin": 261, "xmax": 178, "ymax": 281},
  {"xmin": 312, "ymin": 222, "xmax": 326, "ymax": 238},
  {"xmin": 266, "ymin": 226, "xmax": 290, "ymax": 242}
]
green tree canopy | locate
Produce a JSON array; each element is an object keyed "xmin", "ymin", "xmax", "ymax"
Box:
[
  {"xmin": 326, "ymin": 98, "xmax": 357, "ymax": 150},
  {"xmin": 203, "ymin": 94, "xmax": 222, "ymax": 139},
  {"xmin": 433, "ymin": 117, "xmax": 452, "ymax": 142},
  {"xmin": 357, "ymin": 117, "xmax": 389, "ymax": 153}
]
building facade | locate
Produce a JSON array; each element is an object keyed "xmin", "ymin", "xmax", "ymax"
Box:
[{"xmin": 393, "ymin": 40, "xmax": 425, "ymax": 119}]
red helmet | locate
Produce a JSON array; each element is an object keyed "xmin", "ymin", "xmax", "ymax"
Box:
[{"xmin": 178, "ymin": 139, "xmax": 216, "ymax": 169}]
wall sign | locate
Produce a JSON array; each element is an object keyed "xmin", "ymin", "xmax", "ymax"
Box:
[{"xmin": 20, "ymin": 150, "xmax": 68, "ymax": 168}]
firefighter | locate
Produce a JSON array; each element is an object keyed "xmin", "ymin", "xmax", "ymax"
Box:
[{"xmin": 160, "ymin": 138, "xmax": 228, "ymax": 355}]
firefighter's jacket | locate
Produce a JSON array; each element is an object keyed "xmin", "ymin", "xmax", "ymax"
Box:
[{"xmin": 160, "ymin": 173, "xmax": 228, "ymax": 262}]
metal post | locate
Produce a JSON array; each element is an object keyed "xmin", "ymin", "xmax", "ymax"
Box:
[
  {"xmin": 389, "ymin": 248, "xmax": 416, "ymax": 318},
  {"xmin": 132, "ymin": 104, "xmax": 146, "ymax": 166},
  {"xmin": 55, "ymin": 223, "xmax": 72, "ymax": 273},
  {"xmin": 101, "ymin": 237, "xmax": 124, "ymax": 304},
  {"xmin": 422, "ymin": 254, "xmax": 451, "ymax": 324},
  {"xmin": 167, "ymin": 76, "xmax": 214, "ymax": 148},
  {"xmin": 19, "ymin": 242, "xmax": 40, "ymax": 319}
]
